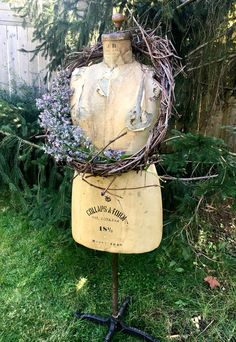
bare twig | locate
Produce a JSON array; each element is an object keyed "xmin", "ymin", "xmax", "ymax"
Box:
[
  {"xmin": 162, "ymin": 135, "xmax": 184, "ymax": 143},
  {"xmin": 81, "ymin": 176, "xmax": 160, "ymax": 195},
  {"xmin": 197, "ymin": 320, "xmax": 214, "ymax": 337},
  {"xmin": 181, "ymin": 195, "xmax": 204, "ymax": 238},
  {"xmin": 100, "ymin": 176, "xmax": 117, "ymax": 196},
  {"xmin": 167, "ymin": 334, "xmax": 189, "ymax": 340},
  {"xmin": 160, "ymin": 174, "xmax": 218, "ymax": 181},
  {"xmin": 81, "ymin": 177, "xmax": 123, "ymax": 198},
  {"xmin": 187, "ymin": 54, "xmax": 236, "ymax": 72},
  {"xmin": 176, "ymin": 0, "xmax": 200, "ymax": 10},
  {"xmin": 88, "ymin": 131, "xmax": 127, "ymax": 164},
  {"xmin": 187, "ymin": 32, "xmax": 227, "ymax": 57},
  {"xmin": 196, "ymin": 252, "xmax": 219, "ymax": 263}
]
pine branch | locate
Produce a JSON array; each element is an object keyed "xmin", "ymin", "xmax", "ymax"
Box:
[
  {"xmin": 187, "ymin": 54, "xmax": 236, "ymax": 71},
  {"xmin": 0, "ymin": 130, "xmax": 44, "ymax": 150}
]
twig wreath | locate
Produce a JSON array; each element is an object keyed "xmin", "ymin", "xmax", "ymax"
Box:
[{"xmin": 37, "ymin": 20, "xmax": 180, "ymax": 177}]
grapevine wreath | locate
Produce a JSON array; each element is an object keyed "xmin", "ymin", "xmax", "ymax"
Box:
[{"xmin": 37, "ymin": 22, "xmax": 179, "ymax": 177}]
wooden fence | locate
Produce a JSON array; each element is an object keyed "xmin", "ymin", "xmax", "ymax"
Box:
[{"xmin": 0, "ymin": 2, "xmax": 48, "ymax": 93}]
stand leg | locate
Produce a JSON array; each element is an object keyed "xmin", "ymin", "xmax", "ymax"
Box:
[
  {"xmin": 75, "ymin": 253, "xmax": 160, "ymax": 341},
  {"xmin": 104, "ymin": 318, "xmax": 117, "ymax": 342},
  {"xmin": 75, "ymin": 312, "xmax": 109, "ymax": 325},
  {"xmin": 117, "ymin": 296, "xmax": 130, "ymax": 318},
  {"xmin": 120, "ymin": 320, "xmax": 160, "ymax": 342}
]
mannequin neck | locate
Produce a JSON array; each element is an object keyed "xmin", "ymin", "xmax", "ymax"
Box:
[{"xmin": 102, "ymin": 35, "xmax": 133, "ymax": 68}]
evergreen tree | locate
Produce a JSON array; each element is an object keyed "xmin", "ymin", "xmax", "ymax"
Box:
[{"xmin": 7, "ymin": 0, "xmax": 236, "ymax": 131}]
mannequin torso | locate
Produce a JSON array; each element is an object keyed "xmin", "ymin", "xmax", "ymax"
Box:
[{"xmin": 70, "ymin": 32, "xmax": 163, "ymax": 253}]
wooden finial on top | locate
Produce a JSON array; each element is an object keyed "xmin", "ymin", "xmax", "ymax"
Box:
[{"xmin": 112, "ymin": 13, "xmax": 125, "ymax": 29}]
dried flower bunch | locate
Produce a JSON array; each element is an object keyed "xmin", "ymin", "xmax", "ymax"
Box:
[
  {"xmin": 38, "ymin": 22, "xmax": 179, "ymax": 176},
  {"xmin": 37, "ymin": 70, "xmax": 126, "ymax": 164}
]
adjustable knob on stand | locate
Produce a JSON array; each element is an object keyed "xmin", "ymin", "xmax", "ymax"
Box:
[{"xmin": 112, "ymin": 13, "xmax": 125, "ymax": 29}]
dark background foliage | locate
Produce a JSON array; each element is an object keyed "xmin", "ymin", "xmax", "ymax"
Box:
[
  {"xmin": 9, "ymin": 0, "xmax": 236, "ymax": 130},
  {"xmin": 1, "ymin": 0, "xmax": 236, "ymax": 238},
  {"xmin": 0, "ymin": 88, "xmax": 72, "ymax": 228}
]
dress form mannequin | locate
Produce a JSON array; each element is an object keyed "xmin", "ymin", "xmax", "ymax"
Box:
[{"xmin": 70, "ymin": 31, "xmax": 163, "ymax": 254}]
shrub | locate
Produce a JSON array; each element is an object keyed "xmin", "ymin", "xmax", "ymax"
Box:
[
  {"xmin": 0, "ymin": 87, "xmax": 72, "ymax": 228},
  {"xmin": 157, "ymin": 130, "xmax": 236, "ymax": 244}
]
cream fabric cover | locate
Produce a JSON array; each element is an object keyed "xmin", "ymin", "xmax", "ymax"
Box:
[{"xmin": 70, "ymin": 57, "xmax": 163, "ymax": 253}]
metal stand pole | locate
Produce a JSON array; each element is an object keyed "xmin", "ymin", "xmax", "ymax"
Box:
[
  {"xmin": 75, "ymin": 253, "xmax": 160, "ymax": 342},
  {"xmin": 112, "ymin": 253, "xmax": 118, "ymax": 317}
]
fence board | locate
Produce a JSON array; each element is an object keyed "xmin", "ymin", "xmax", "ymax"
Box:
[
  {"xmin": 16, "ymin": 25, "xmax": 29, "ymax": 84},
  {"xmin": 0, "ymin": 24, "xmax": 8, "ymax": 89},
  {"xmin": 0, "ymin": 10, "xmax": 24, "ymax": 24},
  {"xmin": 6, "ymin": 25, "xmax": 19, "ymax": 93},
  {"xmin": 0, "ymin": 2, "xmax": 48, "ymax": 92},
  {"xmin": 27, "ymin": 26, "xmax": 48, "ymax": 90}
]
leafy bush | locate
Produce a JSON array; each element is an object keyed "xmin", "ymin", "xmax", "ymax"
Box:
[
  {"xmin": 157, "ymin": 130, "xmax": 236, "ymax": 244},
  {"xmin": 0, "ymin": 87, "xmax": 72, "ymax": 228}
]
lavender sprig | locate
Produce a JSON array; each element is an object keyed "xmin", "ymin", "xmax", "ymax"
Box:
[{"xmin": 36, "ymin": 70, "xmax": 126, "ymax": 164}]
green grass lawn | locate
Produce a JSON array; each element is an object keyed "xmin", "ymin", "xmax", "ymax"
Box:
[{"xmin": 0, "ymin": 203, "xmax": 235, "ymax": 342}]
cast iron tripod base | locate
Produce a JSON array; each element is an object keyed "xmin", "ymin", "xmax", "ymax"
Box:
[{"xmin": 75, "ymin": 297, "xmax": 160, "ymax": 342}]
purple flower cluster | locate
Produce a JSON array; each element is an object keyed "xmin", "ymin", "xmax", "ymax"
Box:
[
  {"xmin": 103, "ymin": 148, "xmax": 126, "ymax": 161},
  {"xmin": 37, "ymin": 70, "xmax": 92, "ymax": 163},
  {"xmin": 36, "ymin": 69, "xmax": 127, "ymax": 164}
]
